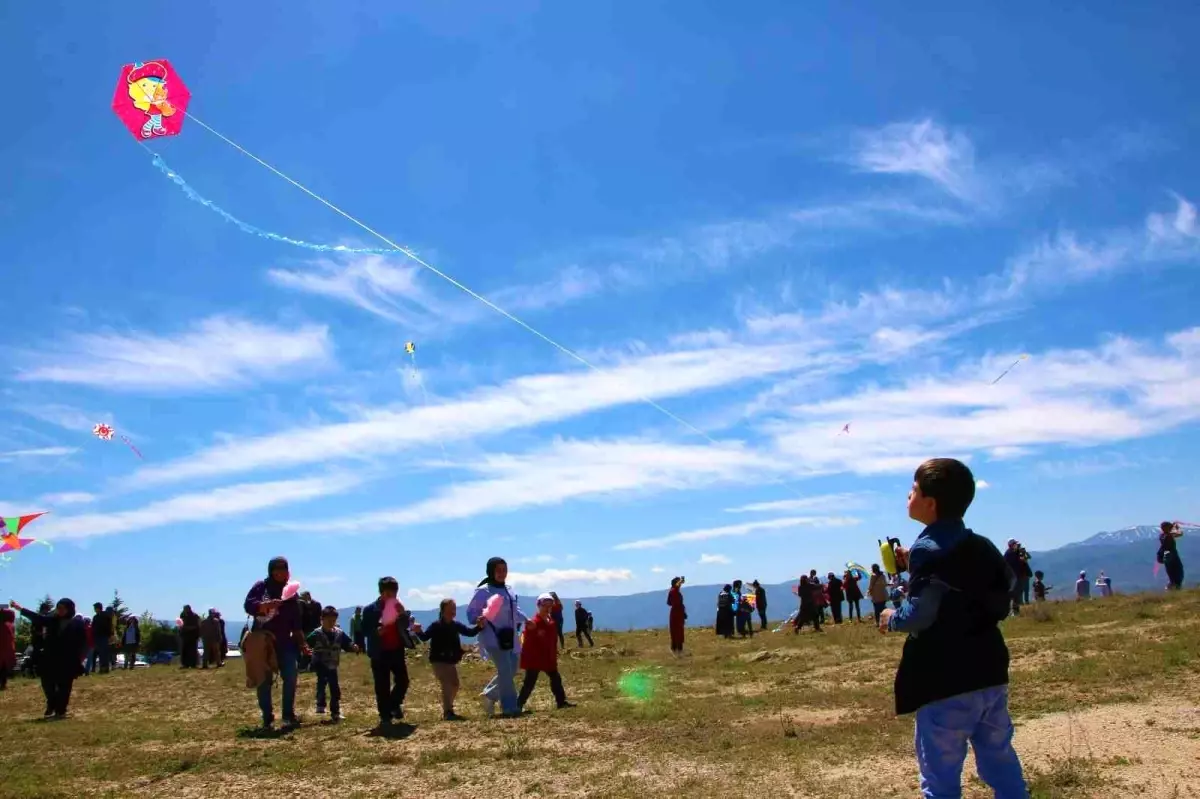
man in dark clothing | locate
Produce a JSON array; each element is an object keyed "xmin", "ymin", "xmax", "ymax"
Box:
[
  {"xmin": 1003, "ymin": 540, "xmax": 1029, "ymax": 616},
  {"xmin": 91, "ymin": 603, "xmax": 115, "ymax": 675},
  {"xmin": 362, "ymin": 576, "xmax": 411, "ymax": 725},
  {"xmin": 243, "ymin": 556, "xmax": 308, "ymax": 728},
  {"xmin": 753, "ymin": 581, "xmax": 768, "ymax": 631},
  {"xmin": 826, "ymin": 573, "xmax": 845, "ymax": 624},
  {"xmin": 12, "ymin": 598, "xmax": 86, "ymax": 718},
  {"xmin": 179, "ymin": 606, "xmax": 201, "ymax": 668},
  {"xmin": 880, "ymin": 458, "xmax": 1026, "ymax": 797},
  {"xmin": 573, "ymin": 601, "xmax": 593, "ymax": 647}
]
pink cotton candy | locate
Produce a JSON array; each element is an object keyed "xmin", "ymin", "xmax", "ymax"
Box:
[
  {"xmin": 381, "ymin": 597, "xmax": 400, "ymax": 626},
  {"xmin": 281, "ymin": 581, "xmax": 301, "ymax": 601},
  {"xmin": 175, "ymin": 618, "xmax": 182, "ymax": 627},
  {"xmin": 483, "ymin": 593, "xmax": 503, "ymax": 622}
]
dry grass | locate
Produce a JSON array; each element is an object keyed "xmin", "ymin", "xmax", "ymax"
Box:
[{"xmin": 0, "ymin": 591, "xmax": 1198, "ymax": 797}]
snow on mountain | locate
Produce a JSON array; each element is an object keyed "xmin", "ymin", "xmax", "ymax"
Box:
[{"xmin": 1063, "ymin": 523, "xmax": 1200, "ymax": 549}]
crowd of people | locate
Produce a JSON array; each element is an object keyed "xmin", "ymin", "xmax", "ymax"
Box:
[{"xmin": 1, "ymin": 458, "xmax": 1188, "ymax": 798}]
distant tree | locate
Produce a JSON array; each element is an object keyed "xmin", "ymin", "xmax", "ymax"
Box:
[
  {"xmin": 109, "ymin": 590, "xmax": 130, "ymax": 620},
  {"xmin": 139, "ymin": 611, "xmax": 178, "ymax": 655}
]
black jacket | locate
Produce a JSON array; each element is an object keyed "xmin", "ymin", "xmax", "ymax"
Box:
[
  {"xmin": 418, "ymin": 620, "xmax": 480, "ymax": 664},
  {"xmin": 894, "ymin": 532, "xmax": 1013, "ymax": 715},
  {"xmin": 92, "ymin": 609, "xmax": 115, "ymax": 638},
  {"xmin": 20, "ymin": 609, "xmax": 86, "ymax": 675},
  {"xmin": 574, "ymin": 607, "xmax": 590, "ymax": 630},
  {"xmin": 827, "ymin": 577, "xmax": 845, "ymax": 604}
]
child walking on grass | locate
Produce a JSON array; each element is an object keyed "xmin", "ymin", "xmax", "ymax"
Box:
[
  {"xmin": 517, "ymin": 594, "xmax": 576, "ymax": 712},
  {"xmin": 418, "ymin": 598, "xmax": 483, "ymax": 721},
  {"xmin": 306, "ymin": 606, "xmax": 358, "ymax": 721},
  {"xmin": 879, "ymin": 458, "xmax": 1028, "ymax": 798}
]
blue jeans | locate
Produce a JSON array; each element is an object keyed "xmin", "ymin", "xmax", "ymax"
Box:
[
  {"xmin": 256, "ymin": 645, "xmax": 298, "ymax": 725},
  {"xmin": 915, "ymin": 686, "xmax": 1027, "ymax": 798},
  {"xmin": 315, "ymin": 664, "xmax": 340, "ymax": 714},
  {"xmin": 481, "ymin": 647, "xmax": 519, "ymax": 715}
]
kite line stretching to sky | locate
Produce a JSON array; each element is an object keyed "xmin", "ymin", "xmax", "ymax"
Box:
[{"xmin": 113, "ymin": 58, "xmax": 716, "ymax": 447}]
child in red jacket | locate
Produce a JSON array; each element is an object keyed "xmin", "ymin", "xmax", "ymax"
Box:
[{"xmin": 517, "ymin": 594, "xmax": 576, "ymax": 712}]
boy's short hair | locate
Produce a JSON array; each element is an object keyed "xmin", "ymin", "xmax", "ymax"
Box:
[
  {"xmin": 321, "ymin": 605, "xmax": 338, "ymax": 617},
  {"xmin": 914, "ymin": 458, "xmax": 976, "ymax": 520},
  {"xmin": 1034, "ymin": 570, "xmax": 1044, "ymax": 579},
  {"xmin": 378, "ymin": 576, "xmax": 399, "ymax": 592}
]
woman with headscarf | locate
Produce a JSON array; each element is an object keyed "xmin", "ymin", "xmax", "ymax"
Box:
[
  {"xmin": 868, "ymin": 564, "xmax": 889, "ymax": 625},
  {"xmin": 243, "ymin": 556, "xmax": 308, "ymax": 729},
  {"xmin": 843, "ymin": 569, "xmax": 864, "ymax": 623},
  {"xmin": 0, "ymin": 604, "xmax": 15, "ymax": 690},
  {"xmin": 466, "ymin": 557, "xmax": 527, "ymax": 718},
  {"xmin": 715, "ymin": 585, "xmax": 735, "ymax": 638},
  {"xmin": 1158, "ymin": 521, "xmax": 1185, "ymax": 590},
  {"xmin": 667, "ymin": 577, "xmax": 686, "ymax": 656},
  {"xmin": 179, "ymin": 605, "xmax": 201, "ymax": 668},
  {"xmin": 10, "ymin": 597, "xmax": 86, "ymax": 718}
]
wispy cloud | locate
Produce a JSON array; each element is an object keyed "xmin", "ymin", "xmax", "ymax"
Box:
[
  {"xmin": 698, "ymin": 554, "xmax": 731, "ymax": 565},
  {"xmin": 853, "ymin": 119, "xmax": 980, "ymax": 202},
  {"xmin": 765, "ymin": 327, "xmax": 1200, "ymax": 476},
  {"xmin": 263, "ymin": 439, "xmax": 788, "ymax": 533},
  {"xmin": 725, "ymin": 492, "xmax": 868, "ymax": 514},
  {"xmin": 975, "ymin": 480, "xmax": 991, "ymax": 490},
  {"xmin": 650, "ymin": 566, "xmax": 666, "ymax": 574},
  {"xmin": 614, "ymin": 516, "xmax": 861, "ymax": 551},
  {"xmin": 14, "ymin": 404, "xmax": 110, "ymax": 432},
  {"xmin": 15, "ymin": 316, "xmax": 332, "ymax": 392},
  {"xmin": 129, "ymin": 343, "xmax": 812, "ymax": 489},
  {"xmin": 0, "ymin": 446, "xmax": 78, "ymax": 460},
  {"xmin": 37, "ymin": 491, "xmax": 97, "ymax": 507},
  {"xmin": 268, "ymin": 256, "xmax": 474, "ymax": 330},
  {"xmin": 36, "ymin": 474, "xmax": 362, "ymax": 541},
  {"xmin": 488, "ymin": 266, "xmax": 607, "ymax": 313}
]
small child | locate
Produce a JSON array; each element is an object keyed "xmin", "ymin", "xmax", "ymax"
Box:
[
  {"xmin": 518, "ymin": 594, "xmax": 575, "ymax": 712},
  {"xmin": 418, "ymin": 598, "xmax": 483, "ymax": 721},
  {"xmin": 879, "ymin": 458, "xmax": 1026, "ymax": 797},
  {"xmin": 306, "ymin": 606, "xmax": 357, "ymax": 721},
  {"xmin": 1075, "ymin": 570, "xmax": 1090, "ymax": 600},
  {"xmin": 1032, "ymin": 570, "xmax": 1051, "ymax": 601}
]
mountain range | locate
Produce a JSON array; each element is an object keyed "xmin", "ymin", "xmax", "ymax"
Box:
[{"xmin": 227, "ymin": 523, "xmax": 1196, "ymax": 642}]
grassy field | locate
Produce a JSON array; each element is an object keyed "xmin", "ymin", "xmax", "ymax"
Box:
[{"xmin": 1, "ymin": 591, "xmax": 1198, "ymax": 798}]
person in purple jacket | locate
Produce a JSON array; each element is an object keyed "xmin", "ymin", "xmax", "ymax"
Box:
[{"xmin": 243, "ymin": 556, "xmax": 308, "ymax": 728}]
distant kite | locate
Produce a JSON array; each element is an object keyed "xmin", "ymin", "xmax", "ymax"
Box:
[
  {"xmin": 990, "ymin": 354, "xmax": 1030, "ymax": 385},
  {"xmin": 841, "ymin": 423, "xmax": 851, "ymax": 435},
  {"xmin": 93, "ymin": 423, "xmax": 144, "ymax": 459}
]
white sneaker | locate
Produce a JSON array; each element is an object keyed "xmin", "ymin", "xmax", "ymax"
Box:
[{"xmin": 481, "ymin": 696, "xmax": 496, "ymax": 717}]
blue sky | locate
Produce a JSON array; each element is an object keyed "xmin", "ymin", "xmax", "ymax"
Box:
[{"xmin": 2, "ymin": 2, "xmax": 1198, "ymax": 618}]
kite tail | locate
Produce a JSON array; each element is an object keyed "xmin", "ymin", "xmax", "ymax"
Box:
[
  {"xmin": 150, "ymin": 155, "xmax": 406, "ymax": 256},
  {"xmin": 121, "ymin": 435, "xmax": 144, "ymax": 460}
]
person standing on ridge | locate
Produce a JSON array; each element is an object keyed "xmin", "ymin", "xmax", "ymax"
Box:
[{"xmin": 667, "ymin": 577, "xmax": 687, "ymax": 656}]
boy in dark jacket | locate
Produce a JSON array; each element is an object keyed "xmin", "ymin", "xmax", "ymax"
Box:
[
  {"xmin": 361, "ymin": 576, "xmax": 411, "ymax": 726},
  {"xmin": 306, "ymin": 606, "xmax": 357, "ymax": 720},
  {"xmin": 879, "ymin": 458, "xmax": 1027, "ymax": 798},
  {"xmin": 418, "ymin": 598, "xmax": 483, "ymax": 720},
  {"xmin": 573, "ymin": 601, "xmax": 593, "ymax": 647},
  {"xmin": 11, "ymin": 597, "xmax": 86, "ymax": 719}
]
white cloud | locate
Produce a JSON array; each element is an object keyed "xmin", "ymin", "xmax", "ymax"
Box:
[
  {"xmin": 405, "ymin": 569, "xmax": 634, "ymax": 607},
  {"xmin": 0, "ymin": 446, "xmax": 78, "ymax": 460},
  {"xmin": 36, "ymin": 473, "xmax": 362, "ymax": 541},
  {"xmin": 488, "ymin": 266, "xmax": 607, "ymax": 313},
  {"xmin": 698, "ymin": 554, "xmax": 731, "ymax": 565},
  {"xmin": 725, "ymin": 492, "xmax": 867, "ymax": 514},
  {"xmin": 15, "ymin": 404, "xmax": 111, "ymax": 432},
  {"xmin": 37, "ymin": 491, "xmax": 97, "ymax": 507},
  {"xmin": 129, "ymin": 343, "xmax": 811, "ymax": 489},
  {"xmin": 765, "ymin": 327, "xmax": 1200, "ymax": 476},
  {"xmin": 853, "ymin": 119, "xmax": 979, "ymax": 202},
  {"xmin": 650, "ymin": 566, "xmax": 666, "ymax": 574},
  {"xmin": 614, "ymin": 515, "xmax": 861, "ymax": 551},
  {"xmin": 263, "ymin": 439, "xmax": 788, "ymax": 533},
  {"xmin": 16, "ymin": 316, "xmax": 332, "ymax": 392},
  {"xmin": 975, "ymin": 480, "xmax": 991, "ymax": 490},
  {"xmin": 268, "ymin": 256, "xmax": 475, "ymax": 330},
  {"xmin": 1146, "ymin": 195, "xmax": 1199, "ymax": 251}
]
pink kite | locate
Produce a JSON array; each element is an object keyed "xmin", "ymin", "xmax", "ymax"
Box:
[
  {"xmin": 482, "ymin": 593, "xmax": 504, "ymax": 622},
  {"xmin": 281, "ymin": 581, "xmax": 301, "ymax": 601},
  {"xmin": 112, "ymin": 60, "xmax": 191, "ymax": 140}
]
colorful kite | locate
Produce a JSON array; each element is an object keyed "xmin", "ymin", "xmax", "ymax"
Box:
[
  {"xmin": 112, "ymin": 60, "xmax": 190, "ymax": 140},
  {"xmin": 846, "ymin": 561, "xmax": 868, "ymax": 580},
  {"xmin": 0, "ymin": 513, "xmax": 51, "ymax": 556},
  {"xmin": 404, "ymin": 341, "xmax": 415, "ymax": 356},
  {"xmin": 93, "ymin": 423, "xmax": 144, "ymax": 460},
  {"xmin": 841, "ymin": 423, "xmax": 851, "ymax": 435},
  {"xmin": 990, "ymin": 354, "xmax": 1030, "ymax": 385}
]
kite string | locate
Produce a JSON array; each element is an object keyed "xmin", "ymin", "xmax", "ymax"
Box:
[
  {"xmin": 408, "ymin": 351, "xmax": 449, "ymax": 465},
  {"xmin": 173, "ymin": 111, "xmax": 719, "ymax": 446}
]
